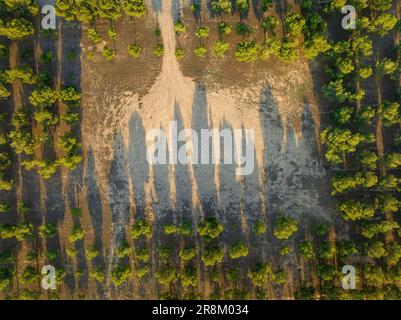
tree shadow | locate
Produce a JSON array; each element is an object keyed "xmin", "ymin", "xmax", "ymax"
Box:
[
  {"xmin": 107, "ymin": 133, "xmax": 132, "ymax": 298},
  {"xmin": 85, "ymin": 147, "xmax": 106, "ymax": 298},
  {"xmin": 191, "ymin": 83, "xmax": 218, "ymax": 220},
  {"xmin": 152, "ymin": 0, "xmax": 163, "ymax": 12},
  {"xmin": 128, "ymin": 112, "xmax": 148, "ymax": 218}
]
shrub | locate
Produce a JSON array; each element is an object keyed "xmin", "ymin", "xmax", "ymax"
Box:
[
  {"xmin": 0, "ymin": 268, "xmax": 13, "ymax": 291},
  {"xmin": 280, "ymin": 245, "xmax": 292, "ymax": 256},
  {"xmin": 0, "ymin": 202, "xmax": 11, "ymax": 214}
]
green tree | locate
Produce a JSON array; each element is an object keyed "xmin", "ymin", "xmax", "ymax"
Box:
[
  {"xmin": 68, "ymin": 224, "xmax": 84, "ymax": 242},
  {"xmin": 217, "ymin": 22, "xmax": 232, "ymax": 36},
  {"xmin": 339, "ymin": 200, "xmax": 375, "ymax": 220},
  {"xmin": 116, "ymin": 241, "xmax": 132, "ymax": 258},
  {"xmin": 235, "ymin": 40, "xmax": 259, "ymax": 62},
  {"xmin": 85, "ymin": 247, "xmax": 100, "ymax": 261},
  {"xmin": 29, "ymin": 87, "xmax": 58, "ymax": 107},
  {"xmin": 273, "ymin": 216, "xmax": 298, "ymax": 240},
  {"xmin": 180, "ymin": 266, "xmax": 198, "ymax": 287},
  {"xmin": 195, "ymin": 26, "xmax": 209, "ymax": 38},
  {"xmin": 201, "ymin": 245, "xmax": 224, "ymax": 266},
  {"xmin": 18, "ymin": 266, "xmax": 40, "ymax": 284},
  {"xmin": 0, "ymin": 268, "xmax": 13, "ymax": 291},
  {"xmin": 0, "ymin": 18, "xmax": 34, "ymax": 40},
  {"xmin": 299, "ymin": 240, "xmax": 314, "ymax": 259},
  {"xmin": 253, "ymin": 220, "xmax": 267, "ymax": 235},
  {"xmin": 366, "ymin": 240, "xmax": 387, "ymax": 259},
  {"xmin": 89, "ymin": 268, "xmax": 105, "ymax": 282},
  {"xmin": 179, "ymin": 247, "xmax": 196, "ymax": 261},
  {"xmin": 317, "ymin": 241, "xmax": 336, "ymax": 260},
  {"xmin": 211, "ymin": 0, "xmax": 232, "ymax": 14},
  {"xmin": 39, "ymin": 223, "xmax": 57, "ymax": 239},
  {"xmin": 247, "ymin": 263, "xmax": 271, "ymax": 286},
  {"xmin": 197, "ymin": 217, "xmax": 223, "ymax": 240},
  {"xmin": 136, "ymin": 247, "xmax": 149, "ymax": 262},
  {"xmin": 174, "ymin": 20, "xmax": 185, "ymax": 34},
  {"xmin": 128, "ymin": 44, "xmax": 141, "ymax": 58},
  {"xmin": 284, "ymin": 13, "xmax": 305, "ymax": 37},
  {"xmin": 193, "ymin": 46, "xmax": 207, "ymax": 58},
  {"xmin": 336, "ymin": 240, "xmax": 357, "ymax": 261},
  {"xmin": 229, "ymin": 240, "xmax": 249, "ymax": 259},
  {"xmin": 102, "ymin": 47, "xmax": 116, "ymax": 61},
  {"xmin": 212, "ymin": 41, "xmax": 229, "ymax": 57}
]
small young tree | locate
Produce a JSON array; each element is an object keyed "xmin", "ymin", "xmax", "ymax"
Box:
[
  {"xmin": 156, "ymin": 266, "xmax": 177, "ymax": 286},
  {"xmin": 131, "ymin": 219, "xmax": 152, "ymax": 239},
  {"xmin": 201, "ymin": 245, "xmax": 224, "ymax": 266},
  {"xmin": 116, "ymin": 241, "xmax": 132, "ymax": 258},
  {"xmin": 111, "ymin": 265, "xmax": 132, "ymax": 286}
]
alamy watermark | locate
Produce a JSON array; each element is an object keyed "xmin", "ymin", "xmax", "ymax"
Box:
[
  {"xmin": 342, "ymin": 5, "xmax": 357, "ymax": 30},
  {"xmin": 146, "ymin": 121, "xmax": 255, "ymax": 176},
  {"xmin": 341, "ymin": 265, "xmax": 356, "ymax": 290},
  {"xmin": 41, "ymin": 5, "xmax": 56, "ymax": 30}
]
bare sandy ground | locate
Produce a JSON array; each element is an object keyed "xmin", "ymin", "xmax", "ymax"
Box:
[{"xmin": 83, "ymin": 2, "xmax": 333, "ymax": 239}]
